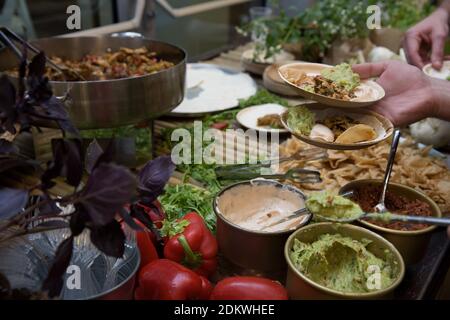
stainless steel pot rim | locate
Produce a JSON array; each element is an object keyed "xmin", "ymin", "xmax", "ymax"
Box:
[
  {"xmin": 24, "ymin": 36, "xmax": 187, "ymax": 85},
  {"xmin": 81, "ymin": 245, "xmax": 141, "ymax": 300},
  {"xmin": 339, "ymin": 179, "xmax": 441, "ymax": 236},
  {"xmin": 284, "ymin": 222, "xmax": 406, "ymax": 298},
  {"xmin": 213, "ymin": 179, "xmax": 312, "ymax": 236}
]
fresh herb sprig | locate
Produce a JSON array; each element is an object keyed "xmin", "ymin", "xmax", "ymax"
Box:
[{"xmin": 159, "ymin": 184, "xmax": 215, "ymax": 233}]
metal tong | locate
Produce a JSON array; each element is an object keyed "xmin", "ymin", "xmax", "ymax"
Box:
[
  {"xmin": 215, "ymin": 166, "xmax": 322, "ymax": 184},
  {"xmin": 215, "ymin": 147, "xmax": 325, "ymax": 184},
  {"xmin": 0, "ymin": 26, "xmax": 86, "ymax": 81}
]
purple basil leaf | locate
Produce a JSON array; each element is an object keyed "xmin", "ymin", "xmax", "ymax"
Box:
[
  {"xmin": 90, "ymin": 220, "xmax": 125, "ymax": 258},
  {"xmin": 41, "ymin": 236, "xmax": 74, "ymax": 298},
  {"xmin": 119, "ymin": 207, "xmax": 143, "ymax": 231},
  {"xmin": 22, "ymin": 52, "xmax": 78, "ymax": 137},
  {"xmin": 27, "ymin": 97, "xmax": 79, "ymax": 137},
  {"xmin": 18, "ymin": 50, "xmax": 27, "ymax": 98},
  {"xmin": 138, "ymin": 156, "xmax": 175, "ymax": 203},
  {"xmin": 129, "ymin": 204, "xmax": 164, "ymax": 254},
  {"xmin": 0, "ymin": 155, "xmax": 37, "ymax": 174},
  {"xmin": 0, "ymin": 75, "xmax": 16, "ymax": 111},
  {"xmin": 28, "ymin": 52, "xmax": 46, "ymax": 79},
  {"xmin": 0, "ymin": 75, "xmax": 18, "ymax": 135},
  {"xmin": 0, "ymin": 140, "xmax": 18, "ymax": 154},
  {"xmin": 41, "ymin": 97, "xmax": 79, "ymax": 136},
  {"xmin": 78, "ymin": 163, "xmax": 136, "ymax": 226},
  {"xmin": 0, "ymin": 272, "xmax": 11, "ymax": 299},
  {"xmin": 69, "ymin": 208, "xmax": 89, "ymax": 237},
  {"xmin": 95, "ymin": 139, "xmax": 115, "ymax": 166},
  {"xmin": 0, "ymin": 188, "xmax": 29, "ymax": 220},
  {"xmin": 41, "ymin": 139, "xmax": 82, "ymax": 189},
  {"xmin": 85, "ymin": 139, "xmax": 104, "ymax": 174}
]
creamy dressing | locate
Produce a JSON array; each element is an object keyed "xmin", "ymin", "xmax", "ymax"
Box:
[
  {"xmin": 352, "ymin": 82, "xmax": 382, "ymax": 101},
  {"xmin": 217, "ymin": 184, "xmax": 306, "ymax": 232}
]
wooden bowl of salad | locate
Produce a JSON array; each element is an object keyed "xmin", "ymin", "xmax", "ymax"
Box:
[
  {"xmin": 278, "ymin": 62, "xmax": 385, "ymax": 108},
  {"xmin": 280, "ymin": 103, "xmax": 394, "ymax": 150},
  {"xmin": 339, "ymin": 179, "xmax": 442, "ymax": 265}
]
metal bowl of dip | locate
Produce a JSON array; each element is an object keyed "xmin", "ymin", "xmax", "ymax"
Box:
[
  {"xmin": 285, "ymin": 222, "xmax": 405, "ymax": 300},
  {"xmin": 213, "ymin": 179, "xmax": 311, "ymax": 277},
  {"xmin": 339, "ymin": 179, "xmax": 442, "ymax": 265}
]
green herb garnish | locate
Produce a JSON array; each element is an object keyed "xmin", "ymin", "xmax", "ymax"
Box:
[{"xmin": 159, "ymin": 184, "xmax": 216, "ymax": 233}]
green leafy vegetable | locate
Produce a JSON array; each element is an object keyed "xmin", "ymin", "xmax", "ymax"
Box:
[
  {"xmin": 159, "ymin": 184, "xmax": 216, "ymax": 233},
  {"xmin": 160, "ymin": 90, "xmax": 288, "ymax": 191},
  {"xmin": 238, "ymin": 89, "xmax": 289, "ymax": 108}
]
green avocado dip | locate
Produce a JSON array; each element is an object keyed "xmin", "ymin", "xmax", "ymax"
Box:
[
  {"xmin": 289, "ymin": 234, "xmax": 397, "ymax": 293},
  {"xmin": 321, "ymin": 63, "xmax": 360, "ymax": 92},
  {"xmin": 286, "ymin": 106, "xmax": 315, "ymax": 135},
  {"xmin": 306, "ymin": 191, "xmax": 363, "ymax": 221}
]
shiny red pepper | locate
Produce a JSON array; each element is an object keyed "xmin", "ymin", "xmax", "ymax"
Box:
[
  {"xmin": 209, "ymin": 276, "xmax": 289, "ymax": 300},
  {"xmin": 162, "ymin": 212, "xmax": 218, "ymax": 278},
  {"xmin": 136, "ymin": 228, "xmax": 159, "ymax": 269},
  {"xmin": 134, "ymin": 259, "xmax": 212, "ymax": 300}
]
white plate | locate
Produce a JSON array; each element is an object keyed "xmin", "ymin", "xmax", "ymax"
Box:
[
  {"xmin": 236, "ymin": 104, "xmax": 288, "ymax": 133},
  {"xmin": 170, "ymin": 63, "xmax": 257, "ymax": 116}
]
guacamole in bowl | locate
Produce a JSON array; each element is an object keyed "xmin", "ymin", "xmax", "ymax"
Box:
[{"xmin": 284, "ymin": 223, "xmax": 405, "ymax": 299}]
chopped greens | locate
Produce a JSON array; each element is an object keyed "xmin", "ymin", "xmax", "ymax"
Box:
[
  {"xmin": 159, "ymin": 184, "xmax": 216, "ymax": 233},
  {"xmin": 238, "ymin": 89, "xmax": 289, "ymax": 109}
]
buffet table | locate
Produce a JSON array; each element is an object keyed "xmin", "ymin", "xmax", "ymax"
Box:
[
  {"xmin": 1, "ymin": 42, "xmax": 449, "ymax": 300},
  {"xmin": 154, "ymin": 43, "xmax": 450, "ymax": 300}
]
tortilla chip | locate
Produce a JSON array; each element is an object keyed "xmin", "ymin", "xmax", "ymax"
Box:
[{"xmin": 335, "ymin": 124, "xmax": 377, "ymax": 144}]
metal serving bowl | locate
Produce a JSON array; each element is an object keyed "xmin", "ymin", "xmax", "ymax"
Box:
[
  {"xmin": 339, "ymin": 179, "xmax": 442, "ymax": 265},
  {"xmin": 0, "ymin": 227, "xmax": 140, "ymax": 300},
  {"xmin": 0, "ymin": 36, "xmax": 186, "ymax": 129},
  {"xmin": 285, "ymin": 222, "xmax": 405, "ymax": 300},
  {"xmin": 213, "ymin": 180, "xmax": 311, "ymax": 277}
]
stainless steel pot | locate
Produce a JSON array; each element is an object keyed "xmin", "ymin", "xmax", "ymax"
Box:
[
  {"xmin": 0, "ymin": 36, "xmax": 186, "ymax": 129},
  {"xmin": 213, "ymin": 180, "xmax": 311, "ymax": 275}
]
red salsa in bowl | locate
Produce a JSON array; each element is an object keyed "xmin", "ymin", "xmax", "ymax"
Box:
[{"xmin": 351, "ymin": 185, "xmax": 432, "ymax": 231}]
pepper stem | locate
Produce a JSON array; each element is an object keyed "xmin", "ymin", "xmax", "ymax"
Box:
[{"xmin": 178, "ymin": 235, "xmax": 202, "ymax": 269}]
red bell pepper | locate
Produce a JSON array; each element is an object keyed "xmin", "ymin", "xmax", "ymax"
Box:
[
  {"xmin": 137, "ymin": 200, "xmax": 165, "ymax": 228},
  {"xmin": 209, "ymin": 276, "xmax": 289, "ymax": 300},
  {"xmin": 136, "ymin": 228, "xmax": 159, "ymax": 269},
  {"xmin": 162, "ymin": 212, "xmax": 218, "ymax": 277},
  {"xmin": 134, "ymin": 259, "xmax": 212, "ymax": 300}
]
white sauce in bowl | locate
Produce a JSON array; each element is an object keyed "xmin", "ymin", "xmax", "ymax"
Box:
[{"xmin": 216, "ymin": 184, "xmax": 306, "ymax": 232}]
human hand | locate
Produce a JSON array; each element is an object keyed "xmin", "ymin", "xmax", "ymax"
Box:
[
  {"xmin": 404, "ymin": 7, "xmax": 449, "ymax": 70},
  {"xmin": 352, "ymin": 61, "xmax": 440, "ymax": 126}
]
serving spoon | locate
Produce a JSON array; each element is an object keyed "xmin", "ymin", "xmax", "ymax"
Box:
[
  {"xmin": 263, "ymin": 191, "xmax": 450, "ymax": 230},
  {"xmin": 374, "ymin": 128, "xmax": 401, "ymax": 214},
  {"xmin": 315, "ymin": 211, "xmax": 450, "ymax": 226},
  {"xmin": 263, "ymin": 199, "xmax": 450, "ymax": 230}
]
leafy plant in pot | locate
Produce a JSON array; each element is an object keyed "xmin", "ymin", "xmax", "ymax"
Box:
[{"xmin": 0, "ymin": 51, "xmax": 175, "ymax": 299}]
